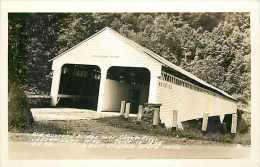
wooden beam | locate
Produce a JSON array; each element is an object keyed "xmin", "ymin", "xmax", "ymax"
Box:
[
  {"xmin": 27, "ymin": 95, "xmax": 51, "ymax": 99},
  {"xmin": 202, "ymin": 113, "xmax": 209, "ymax": 132},
  {"xmin": 57, "ymin": 94, "xmax": 92, "ymax": 99}
]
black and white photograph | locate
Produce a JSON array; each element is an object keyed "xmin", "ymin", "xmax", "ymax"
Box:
[{"xmin": 1, "ymin": 0, "xmax": 260, "ymax": 166}]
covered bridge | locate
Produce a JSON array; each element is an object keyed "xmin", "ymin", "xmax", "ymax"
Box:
[{"xmin": 50, "ymin": 27, "xmax": 237, "ymax": 132}]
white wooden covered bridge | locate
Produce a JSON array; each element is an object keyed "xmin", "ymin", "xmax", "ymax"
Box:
[{"xmin": 50, "ymin": 27, "xmax": 238, "ymax": 132}]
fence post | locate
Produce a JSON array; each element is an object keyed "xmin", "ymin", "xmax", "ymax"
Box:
[
  {"xmin": 137, "ymin": 105, "xmax": 143, "ymax": 122},
  {"xmin": 153, "ymin": 107, "xmax": 160, "ymax": 126},
  {"xmin": 202, "ymin": 113, "xmax": 209, "ymax": 132},
  {"xmin": 124, "ymin": 102, "xmax": 131, "ymax": 119},
  {"xmin": 120, "ymin": 100, "xmax": 126, "ymax": 116}
]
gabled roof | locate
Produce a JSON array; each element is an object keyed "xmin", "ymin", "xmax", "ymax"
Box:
[{"xmin": 50, "ymin": 27, "xmax": 237, "ymax": 101}]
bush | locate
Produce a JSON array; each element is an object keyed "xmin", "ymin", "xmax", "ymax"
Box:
[
  {"xmin": 237, "ymin": 117, "xmax": 250, "ymax": 134},
  {"xmin": 8, "ymin": 80, "xmax": 34, "ymax": 131}
]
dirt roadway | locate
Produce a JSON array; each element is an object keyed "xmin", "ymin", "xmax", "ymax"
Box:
[
  {"xmin": 9, "ymin": 141, "xmax": 250, "ymax": 159},
  {"xmin": 8, "ymin": 108, "xmax": 250, "ymax": 159}
]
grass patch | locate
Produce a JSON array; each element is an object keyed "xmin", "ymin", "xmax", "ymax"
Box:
[
  {"xmin": 16, "ymin": 114, "xmax": 250, "ymax": 145},
  {"xmin": 29, "ymin": 121, "xmax": 73, "ymax": 135},
  {"xmin": 94, "ymin": 116, "xmax": 250, "ymax": 145}
]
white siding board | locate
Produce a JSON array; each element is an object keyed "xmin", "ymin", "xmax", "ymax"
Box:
[{"xmin": 157, "ymin": 79, "xmax": 237, "ymax": 128}]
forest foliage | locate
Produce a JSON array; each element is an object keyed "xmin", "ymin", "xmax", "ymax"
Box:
[{"xmin": 8, "ymin": 13, "xmax": 250, "ymax": 104}]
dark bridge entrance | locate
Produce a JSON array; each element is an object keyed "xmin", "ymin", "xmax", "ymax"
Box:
[{"xmin": 58, "ymin": 64, "xmax": 101, "ymax": 110}]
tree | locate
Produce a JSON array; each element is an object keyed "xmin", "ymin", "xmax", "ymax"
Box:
[
  {"xmin": 8, "ymin": 14, "xmax": 28, "ymax": 84},
  {"xmin": 8, "ymin": 12, "xmax": 251, "ymax": 104}
]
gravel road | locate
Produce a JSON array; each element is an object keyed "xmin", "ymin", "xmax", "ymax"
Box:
[{"xmin": 9, "ymin": 141, "xmax": 250, "ymax": 159}]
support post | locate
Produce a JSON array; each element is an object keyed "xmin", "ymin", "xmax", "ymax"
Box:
[
  {"xmin": 231, "ymin": 113, "xmax": 237, "ymax": 134},
  {"xmin": 172, "ymin": 110, "xmax": 178, "ymax": 128},
  {"xmin": 148, "ymin": 74, "xmax": 159, "ymax": 103},
  {"xmin": 124, "ymin": 103, "xmax": 131, "ymax": 119},
  {"xmin": 50, "ymin": 67, "xmax": 62, "ymax": 106},
  {"xmin": 202, "ymin": 113, "xmax": 209, "ymax": 132},
  {"xmin": 137, "ymin": 105, "xmax": 143, "ymax": 122},
  {"xmin": 153, "ymin": 107, "xmax": 160, "ymax": 126},
  {"xmin": 97, "ymin": 67, "xmax": 108, "ymax": 112},
  {"xmin": 120, "ymin": 100, "xmax": 126, "ymax": 116}
]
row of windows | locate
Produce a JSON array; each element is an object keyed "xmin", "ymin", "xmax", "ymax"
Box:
[
  {"xmin": 160, "ymin": 71, "xmax": 220, "ymax": 98},
  {"xmin": 158, "ymin": 81, "xmax": 173, "ymax": 89},
  {"xmin": 62, "ymin": 68, "xmax": 101, "ymax": 79}
]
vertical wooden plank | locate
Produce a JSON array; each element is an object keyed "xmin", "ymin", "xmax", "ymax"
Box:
[
  {"xmin": 124, "ymin": 102, "xmax": 130, "ymax": 119},
  {"xmin": 97, "ymin": 67, "xmax": 108, "ymax": 112},
  {"xmin": 120, "ymin": 100, "xmax": 126, "ymax": 116},
  {"xmin": 231, "ymin": 113, "xmax": 237, "ymax": 134},
  {"xmin": 153, "ymin": 108, "xmax": 160, "ymax": 126},
  {"xmin": 172, "ymin": 110, "xmax": 178, "ymax": 128},
  {"xmin": 202, "ymin": 113, "xmax": 209, "ymax": 131},
  {"xmin": 148, "ymin": 75, "xmax": 158, "ymax": 103},
  {"xmin": 50, "ymin": 68, "xmax": 61, "ymax": 106},
  {"xmin": 137, "ymin": 105, "xmax": 143, "ymax": 121}
]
